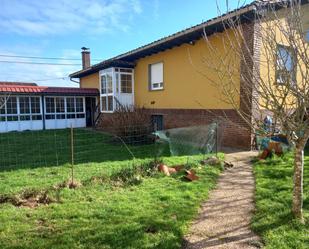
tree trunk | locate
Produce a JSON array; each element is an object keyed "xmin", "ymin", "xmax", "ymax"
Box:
[
  {"xmin": 292, "ymin": 147, "xmax": 304, "ymax": 220},
  {"xmin": 292, "ymin": 128, "xmax": 309, "ymax": 221}
]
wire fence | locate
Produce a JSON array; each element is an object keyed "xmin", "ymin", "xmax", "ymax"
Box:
[
  {"xmin": 0, "ymin": 123, "xmax": 223, "ymax": 171},
  {"xmin": 0, "ymin": 123, "xmax": 223, "ymax": 193},
  {"xmin": 0, "ymin": 127, "xmax": 161, "ymax": 171}
]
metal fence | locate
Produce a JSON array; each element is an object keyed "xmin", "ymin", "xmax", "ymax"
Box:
[
  {"xmin": 0, "ymin": 123, "xmax": 224, "ymax": 197},
  {"xmin": 0, "ymin": 123, "xmax": 222, "ymax": 172}
]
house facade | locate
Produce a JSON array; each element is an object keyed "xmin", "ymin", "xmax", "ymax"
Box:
[
  {"xmin": 69, "ymin": 0, "xmax": 309, "ymax": 149},
  {"xmin": 0, "ymin": 82, "xmax": 98, "ymax": 133}
]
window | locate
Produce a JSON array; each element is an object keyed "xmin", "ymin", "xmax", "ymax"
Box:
[
  {"xmin": 31, "ymin": 97, "xmax": 41, "ymax": 114},
  {"xmin": 101, "ymin": 97, "xmax": 107, "ymax": 112},
  {"xmin": 46, "ymin": 97, "xmax": 55, "ymax": 113},
  {"xmin": 101, "ymin": 96, "xmax": 113, "ymax": 112},
  {"xmin": 116, "ymin": 73, "xmax": 119, "ymax": 93},
  {"xmin": 149, "ymin": 62, "xmax": 163, "ymax": 90},
  {"xmin": 19, "ymin": 97, "xmax": 30, "ymax": 114},
  {"xmin": 55, "ymin": 97, "xmax": 65, "ymax": 113},
  {"xmin": 0, "ymin": 96, "xmax": 42, "ymax": 122},
  {"xmin": 6, "ymin": 97, "xmax": 17, "ymax": 114},
  {"xmin": 101, "ymin": 74, "xmax": 113, "ymax": 94},
  {"xmin": 276, "ymin": 44, "xmax": 296, "ymax": 85},
  {"xmin": 120, "ymin": 68, "xmax": 133, "ymax": 73},
  {"xmin": 107, "ymin": 96, "xmax": 113, "ymax": 111},
  {"xmin": 0, "ymin": 97, "xmax": 5, "ymax": 121},
  {"xmin": 66, "ymin": 97, "xmax": 75, "ymax": 113},
  {"xmin": 100, "ymin": 67, "xmax": 134, "ymax": 113},
  {"xmin": 45, "ymin": 97, "xmax": 85, "ymax": 120},
  {"xmin": 66, "ymin": 97, "xmax": 75, "ymax": 119},
  {"xmin": 120, "ymin": 74, "xmax": 132, "ymax": 93},
  {"xmin": 0, "ymin": 99, "xmax": 5, "ymax": 115},
  {"xmin": 19, "ymin": 97, "xmax": 30, "ymax": 120},
  {"xmin": 306, "ymin": 30, "xmax": 309, "ymax": 42},
  {"xmin": 76, "ymin": 98, "xmax": 84, "ymax": 113},
  {"xmin": 30, "ymin": 97, "xmax": 42, "ymax": 120}
]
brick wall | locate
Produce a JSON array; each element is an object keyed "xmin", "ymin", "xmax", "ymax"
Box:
[
  {"xmin": 96, "ymin": 108, "xmax": 252, "ymax": 150},
  {"xmin": 148, "ymin": 108, "xmax": 252, "ymax": 149}
]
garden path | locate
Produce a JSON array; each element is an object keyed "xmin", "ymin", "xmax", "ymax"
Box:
[{"xmin": 183, "ymin": 151, "xmax": 261, "ymax": 249}]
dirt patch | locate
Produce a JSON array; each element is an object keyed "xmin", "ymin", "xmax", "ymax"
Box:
[
  {"xmin": 54, "ymin": 179, "xmax": 82, "ymax": 189},
  {"xmin": 0, "ymin": 189, "xmax": 55, "ymax": 208}
]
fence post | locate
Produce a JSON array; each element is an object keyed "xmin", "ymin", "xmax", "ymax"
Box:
[{"xmin": 71, "ymin": 124, "xmax": 74, "ymax": 184}]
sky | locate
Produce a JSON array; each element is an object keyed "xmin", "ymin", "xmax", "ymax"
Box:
[{"xmin": 0, "ymin": 0, "xmax": 255, "ymax": 87}]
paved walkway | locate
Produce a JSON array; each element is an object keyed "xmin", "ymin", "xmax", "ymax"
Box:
[{"xmin": 183, "ymin": 152, "xmax": 261, "ymax": 249}]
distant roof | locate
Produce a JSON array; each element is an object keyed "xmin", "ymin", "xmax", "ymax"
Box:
[
  {"xmin": 0, "ymin": 84, "xmax": 99, "ymax": 96},
  {"xmin": 0, "ymin": 81, "xmax": 38, "ymax": 86}
]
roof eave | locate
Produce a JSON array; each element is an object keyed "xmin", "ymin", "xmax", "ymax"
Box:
[{"xmin": 70, "ymin": 4, "xmax": 257, "ymax": 79}]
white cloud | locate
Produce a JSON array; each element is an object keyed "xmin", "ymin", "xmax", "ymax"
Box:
[
  {"xmin": 0, "ymin": 0, "xmax": 142, "ymax": 35},
  {"xmin": 0, "ymin": 47, "xmax": 81, "ymax": 87},
  {"xmin": 0, "ymin": 0, "xmax": 143, "ymax": 86}
]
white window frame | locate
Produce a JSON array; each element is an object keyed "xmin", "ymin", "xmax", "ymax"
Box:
[
  {"xmin": 44, "ymin": 96, "xmax": 85, "ymax": 120},
  {"xmin": 100, "ymin": 71, "xmax": 114, "ymax": 113},
  {"xmin": 276, "ymin": 44, "xmax": 296, "ymax": 85},
  {"xmin": 99, "ymin": 67, "xmax": 134, "ymax": 113},
  {"xmin": 120, "ymin": 73, "xmax": 133, "ymax": 94},
  {"xmin": 0, "ymin": 95, "xmax": 43, "ymax": 122},
  {"xmin": 149, "ymin": 62, "xmax": 164, "ymax": 91}
]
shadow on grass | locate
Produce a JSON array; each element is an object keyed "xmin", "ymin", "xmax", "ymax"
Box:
[
  {"xmin": 0, "ymin": 163, "xmax": 222, "ymax": 249},
  {"xmin": 251, "ymin": 152, "xmax": 308, "ymax": 247}
]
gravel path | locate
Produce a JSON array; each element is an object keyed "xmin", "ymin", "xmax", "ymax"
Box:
[{"xmin": 183, "ymin": 151, "xmax": 261, "ymax": 249}]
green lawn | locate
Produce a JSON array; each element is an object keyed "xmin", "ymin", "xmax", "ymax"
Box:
[
  {"xmin": 252, "ymin": 151, "xmax": 309, "ymax": 249},
  {"xmin": 0, "ymin": 129, "xmax": 222, "ymax": 249}
]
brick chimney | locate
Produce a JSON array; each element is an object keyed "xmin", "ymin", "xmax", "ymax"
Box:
[{"xmin": 81, "ymin": 47, "xmax": 90, "ymax": 69}]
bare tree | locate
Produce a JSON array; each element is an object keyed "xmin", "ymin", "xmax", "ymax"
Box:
[
  {"xmin": 0, "ymin": 95, "xmax": 9, "ymax": 116},
  {"xmin": 198, "ymin": 0, "xmax": 309, "ymax": 220}
]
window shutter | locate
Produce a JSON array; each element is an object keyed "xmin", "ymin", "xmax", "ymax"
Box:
[{"xmin": 150, "ymin": 62, "xmax": 163, "ymax": 84}]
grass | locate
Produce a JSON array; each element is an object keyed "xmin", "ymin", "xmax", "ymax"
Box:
[
  {"xmin": 252, "ymin": 151, "xmax": 309, "ymax": 249},
  {"xmin": 0, "ymin": 129, "xmax": 169, "ymax": 195},
  {"xmin": 0, "ymin": 129, "xmax": 223, "ymax": 249}
]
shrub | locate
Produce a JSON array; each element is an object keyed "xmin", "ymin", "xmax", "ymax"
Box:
[{"xmin": 105, "ymin": 105, "xmax": 155, "ymax": 145}]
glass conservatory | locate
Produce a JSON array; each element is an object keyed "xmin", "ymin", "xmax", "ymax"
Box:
[{"xmin": 100, "ymin": 67, "xmax": 134, "ymax": 112}]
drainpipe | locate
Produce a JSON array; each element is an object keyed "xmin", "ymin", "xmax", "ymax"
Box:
[{"xmin": 70, "ymin": 77, "xmax": 80, "ymax": 85}]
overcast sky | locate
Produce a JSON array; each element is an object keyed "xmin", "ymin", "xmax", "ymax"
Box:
[{"xmin": 0, "ymin": 0, "xmax": 253, "ymax": 87}]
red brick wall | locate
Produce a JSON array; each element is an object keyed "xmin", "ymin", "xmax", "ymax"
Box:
[
  {"xmin": 96, "ymin": 108, "xmax": 252, "ymax": 150},
  {"xmin": 148, "ymin": 108, "xmax": 252, "ymax": 149}
]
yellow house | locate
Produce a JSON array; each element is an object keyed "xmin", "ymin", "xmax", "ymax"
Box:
[{"xmin": 69, "ymin": 0, "xmax": 309, "ymax": 149}]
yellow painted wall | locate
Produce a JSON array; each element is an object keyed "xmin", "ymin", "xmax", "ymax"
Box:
[
  {"xmin": 259, "ymin": 6, "xmax": 309, "ymax": 109},
  {"xmin": 80, "ymin": 72, "xmax": 100, "ymax": 89},
  {"xmin": 134, "ymin": 29, "xmax": 241, "ymax": 109},
  {"xmin": 78, "ymin": 29, "xmax": 241, "ymax": 110}
]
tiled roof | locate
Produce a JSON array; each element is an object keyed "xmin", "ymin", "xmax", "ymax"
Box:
[{"xmin": 0, "ymin": 84, "xmax": 99, "ymax": 96}]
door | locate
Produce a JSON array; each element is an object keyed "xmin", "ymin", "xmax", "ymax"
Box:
[{"xmin": 86, "ymin": 97, "xmax": 96, "ymax": 127}]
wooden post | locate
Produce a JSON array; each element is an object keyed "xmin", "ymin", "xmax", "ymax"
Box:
[{"xmin": 71, "ymin": 124, "xmax": 74, "ymax": 184}]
